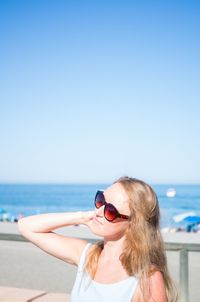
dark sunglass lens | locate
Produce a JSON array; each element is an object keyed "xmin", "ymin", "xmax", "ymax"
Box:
[
  {"xmin": 104, "ymin": 204, "xmax": 118, "ymax": 221},
  {"xmin": 95, "ymin": 192, "xmax": 105, "ymax": 208}
]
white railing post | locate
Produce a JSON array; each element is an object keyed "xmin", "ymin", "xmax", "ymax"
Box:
[{"xmin": 180, "ymin": 248, "xmax": 189, "ymax": 302}]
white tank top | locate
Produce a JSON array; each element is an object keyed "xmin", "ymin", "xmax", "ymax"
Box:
[{"xmin": 70, "ymin": 243, "xmax": 139, "ymax": 302}]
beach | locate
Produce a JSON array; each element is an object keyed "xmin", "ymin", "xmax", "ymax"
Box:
[{"xmin": 0, "ymin": 222, "xmax": 200, "ymax": 302}]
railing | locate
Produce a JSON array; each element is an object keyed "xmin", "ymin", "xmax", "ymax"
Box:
[
  {"xmin": 1, "ymin": 233, "xmax": 200, "ymax": 302},
  {"xmin": 165, "ymin": 242, "xmax": 200, "ymax": 302}
]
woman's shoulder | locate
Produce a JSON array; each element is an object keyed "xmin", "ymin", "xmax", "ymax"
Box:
[
  {"xmin": 133, "ymin": 271, "xmax": 167, "ymax": 302},
  {"xmin": 77, "ymin": 242, "xmax": 94, "ymax": 264}
]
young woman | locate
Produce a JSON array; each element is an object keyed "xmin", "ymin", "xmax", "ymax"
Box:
[{"xmin": 18, "ymin": 176, "xmax": 177, "ymax": 302}]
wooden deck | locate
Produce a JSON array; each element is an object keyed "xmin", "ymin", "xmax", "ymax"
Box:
[{"xmin": 0, "ymin": 286, "xmax": 70, "ymax": 302}]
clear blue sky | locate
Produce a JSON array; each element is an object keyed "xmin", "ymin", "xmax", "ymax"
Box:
[{"xmin": 0, "ymin": 0, "xmax": 200, "ymax": 184}]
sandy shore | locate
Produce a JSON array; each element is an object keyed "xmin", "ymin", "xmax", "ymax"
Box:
[{"xmin": 0, "ymin": 222, "xmax": 200, "ymax": 301}]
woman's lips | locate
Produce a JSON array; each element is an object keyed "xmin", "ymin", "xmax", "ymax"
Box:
[{"xmin": 93, "ymin": 216, "xmax": 103, "ymax": 224}]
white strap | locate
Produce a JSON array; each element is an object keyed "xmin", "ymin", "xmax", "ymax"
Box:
[{"xmin": 78, "ymin": 243, "xmax": 91, "ymax": 272}]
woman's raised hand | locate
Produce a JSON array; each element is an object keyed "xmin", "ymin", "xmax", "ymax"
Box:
[
  {"xmin": 18, "ymin": 211, "xmax": 96, "ymax": 266},
  {"xmin": 81, "ymin": 210, "xmax": 95, "ymax": 228}
]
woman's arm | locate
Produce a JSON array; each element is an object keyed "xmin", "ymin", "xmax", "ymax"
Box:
[{"xmin": 18, "ymin": 211, "xmax": 95, "ymax": 265}]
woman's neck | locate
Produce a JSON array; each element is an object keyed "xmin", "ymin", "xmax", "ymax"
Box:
[{"xmin": 102, "ymin": 235, "xmax": 126, "ymax": 260}]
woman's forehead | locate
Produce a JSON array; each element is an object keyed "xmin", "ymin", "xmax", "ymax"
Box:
[{"xmin": 104, "ymin": 183, "xmax": 129, "ymax": 204}]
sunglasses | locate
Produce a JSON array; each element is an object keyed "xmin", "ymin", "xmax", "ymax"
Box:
[{"xmin": 94, "ymin": 190, "xmax": 130, "ymax": 222}]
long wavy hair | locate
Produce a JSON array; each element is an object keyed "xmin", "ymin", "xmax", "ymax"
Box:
[{"xmin": 85, "ymin": 176, "xmax": 178, "ymax": 301}]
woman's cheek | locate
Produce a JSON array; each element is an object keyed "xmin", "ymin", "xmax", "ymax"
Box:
[{"xmin": 90, "ymin": 221, "xmax": 124, "ymax": 238}]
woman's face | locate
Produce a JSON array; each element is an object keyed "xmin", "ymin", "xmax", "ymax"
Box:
[{"xmin": 90, "ymin": 182, "xmax": 131, "ymax": 239}]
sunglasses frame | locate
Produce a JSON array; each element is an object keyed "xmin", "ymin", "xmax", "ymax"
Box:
[{"xmin": 94, "ymin": 190, "xmax": 130, "ymax": 222}]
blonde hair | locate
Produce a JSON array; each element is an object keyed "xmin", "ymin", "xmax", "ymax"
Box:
[{"xmin": 85, "ymin": 176, "xmax": 178, "ymax": 301}]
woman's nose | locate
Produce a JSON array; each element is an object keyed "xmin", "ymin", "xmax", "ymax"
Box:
[{"xmin": 95, "ymin": 205, "xmax": 104, "ymax": 217}]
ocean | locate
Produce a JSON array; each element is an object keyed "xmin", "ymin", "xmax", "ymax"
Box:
[{"xmin": 0, "ymin": 184, "xmax": 200, "ymax": 228}]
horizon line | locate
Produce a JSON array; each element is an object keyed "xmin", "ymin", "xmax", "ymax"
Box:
[{"xmin": 0, "ymin": 181, "xmax": 200, "ymax": 186}]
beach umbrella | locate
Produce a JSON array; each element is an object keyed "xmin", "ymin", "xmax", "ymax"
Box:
[
  {"xmin": 183, "ymin": 216, "xmax": 200, "ymax": 223},
  {"xmin": 173, "ymin": 212, "xmax": 196, "ymax": 223},
  {"xmin": 0, "ymin": 208, "xmax": 7, "ymax": 214}
]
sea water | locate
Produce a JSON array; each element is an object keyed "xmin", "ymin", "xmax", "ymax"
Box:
[{"xmin": 0, "ymin": 184, "xmax": 200, "ymax": 228}]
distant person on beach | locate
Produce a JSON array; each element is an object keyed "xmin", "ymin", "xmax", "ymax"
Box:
[{"xmin": 18, "ymin": 176, "xmax": 177, "ymax": 302}]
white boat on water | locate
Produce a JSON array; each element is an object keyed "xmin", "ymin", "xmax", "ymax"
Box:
[{"xmin": 166, "ymin": 188, "xmax": 176, "ymax": 198}]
